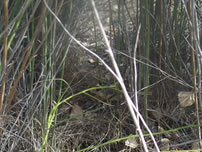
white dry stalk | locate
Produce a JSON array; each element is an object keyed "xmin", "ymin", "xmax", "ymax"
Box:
[
  {"xmin": 133, "ymin": 25, "xmax": 141, "ymax": 124},
  {"xmin": 43, "ymin": 0, "xmax": 160, "ymax": 151},
  {"xmin": 90, "ymin": 0, "xmax": 160, "ymax": 151},
  {"xmin": 90, "ymin": 1, "xmax": 148, "ymax": 151}
]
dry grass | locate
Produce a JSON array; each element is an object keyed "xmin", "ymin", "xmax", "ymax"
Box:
[{"xmin": 0, "ymin": 0, "xmax": 201, "ymax": 151}]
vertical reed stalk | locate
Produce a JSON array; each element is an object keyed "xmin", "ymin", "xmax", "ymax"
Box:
[
  {"xmin": 0, "ymin": 0, "xmax": 8, "ymax": 114},
  {"xmin": 144, "ymin": 0, "xmax": 150, "ymax": 123},
  {"xmin": 188, "ymin": 0, "xmax": 201, "ymax": 148}
]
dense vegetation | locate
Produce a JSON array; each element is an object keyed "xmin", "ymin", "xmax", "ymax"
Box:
[{"xmin": 0, "ymin": 0, "xmax": 201, "ymax": 151}]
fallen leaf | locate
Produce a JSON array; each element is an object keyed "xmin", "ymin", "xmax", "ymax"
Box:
[
  {"xmin": 125, "ymin": 135, "xmax": 138, "ymax": 149},
  {"xmin": 160, "ymin": 138, "xmax": 170, "ymax": 151},
  {"xmin": 178, "ymin": 91, "xmax": 195, "ymax": 107},
  {"xmin": 88, "ymin": 58, "xmax": 96, "ymax": 64}
]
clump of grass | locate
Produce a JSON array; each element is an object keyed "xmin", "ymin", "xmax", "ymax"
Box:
[{"xmin": 0, "ymin": 0, "xmax": 201, "ymax": 151}]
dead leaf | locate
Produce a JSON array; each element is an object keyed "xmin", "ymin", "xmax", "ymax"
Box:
[
  {"xmin": 125, "ymin": 135, "xmax": 138, "ymax": 149},
  {"xmin": 88, "ymin": 58, "xmax": 96, "ymax": 64},
  {"xmin": 178, "ymin": 91, "xmax": 195, "ymax": 108},
  {"xmin": 160, "ymin": 138, "xmax": 170, "ymax": 151}
]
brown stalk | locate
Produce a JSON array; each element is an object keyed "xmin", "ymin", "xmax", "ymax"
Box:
[
  {"xmin": 0, "ymin": 0, "xmax": 8, "ymax": 114},
  {"xmin": 188, "ymin": 0, "xmax": 201, "ymax": 147},
  {"xmin": 0, "ymin": 0, "xmax": 8, "ymax": 136},
  {"xmin": 5, "ymin": 1, "xmax": 48, "ymax": 113}
]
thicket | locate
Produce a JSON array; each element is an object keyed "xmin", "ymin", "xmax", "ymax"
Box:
[{"xmin": 0, "ymin": 0, "xmax": 201, "ymax": 151}]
